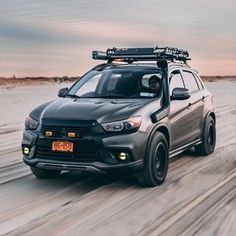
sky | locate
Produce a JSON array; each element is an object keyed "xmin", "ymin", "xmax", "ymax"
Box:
[{"xmin": 0, "ymin": 0, "xmax": 236, "ymax": 77}]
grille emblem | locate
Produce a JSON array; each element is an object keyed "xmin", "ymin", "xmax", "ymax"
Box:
[{"xmin": 61, "ymin": 128, "xmax": 67, "ymax": 136}]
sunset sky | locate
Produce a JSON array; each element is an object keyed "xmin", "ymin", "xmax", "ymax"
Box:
[{"xmin": 0, "ymin": 0, "xmax": 235, "ymax": 77}]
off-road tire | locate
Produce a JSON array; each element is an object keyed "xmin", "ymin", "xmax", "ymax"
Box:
[
  {"xmin": 195, "ymin": 116, "xmax": 216, "ymax": 156},
  {"xmin": 136, "ymin": 132, "xmax": 169, "ymax": 187}
]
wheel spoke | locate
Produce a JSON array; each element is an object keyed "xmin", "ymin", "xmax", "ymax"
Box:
[
  {"xmin": 154, "ymin": 143, "xmax": 166, "ymax": 175},
  {"xmin": 208, "ymin": 123, "xmax": 215, "ymax": 147}
]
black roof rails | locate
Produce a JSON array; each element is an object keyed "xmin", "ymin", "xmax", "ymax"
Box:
[{"xmin": 92, "ymin": 46, "xmax": 191, "ymax": 64}]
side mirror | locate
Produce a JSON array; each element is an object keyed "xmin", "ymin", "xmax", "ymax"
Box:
[
  {"xmin": 58, "ymin": 87, "xmax": 68, "ymax": 97},
  {"xmin": 171, "ymin": 87, "xmax": 190, "ymax": 100}
]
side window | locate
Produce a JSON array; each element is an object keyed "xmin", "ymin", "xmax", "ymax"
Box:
[
  {"xmin": 182, "ymin": 71, "xmax": 199, "ymax": 93},
  {"xmin": 169, "ymin": 71, "xmax": 185, "ymax": 95},
  {"xmin": 193, "ymin": 73, "xmax": 204, "ymax": 89}
]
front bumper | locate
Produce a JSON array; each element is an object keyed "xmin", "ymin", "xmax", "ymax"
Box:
[
  {"xmin": 22, "ymin": 129, "xmax": 147, "ymax": 174},
  {"xmin": 23, "ymin": 156, "xmax": 143, "ymax": 174}
]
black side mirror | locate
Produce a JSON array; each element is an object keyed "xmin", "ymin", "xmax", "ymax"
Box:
[
  {"xmin": 58, "ymin": 87, "xmax": 68, "ymax": 97},
  {"xmin": 171, "ymin": 87, "xmax": 190, "ymax": 100}
]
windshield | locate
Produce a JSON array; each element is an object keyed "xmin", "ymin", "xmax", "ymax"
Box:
[{"xmin": 67, "ymin": 68, "xmax": 163, "ymax": 99}]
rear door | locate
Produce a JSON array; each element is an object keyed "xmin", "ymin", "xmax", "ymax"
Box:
[
  {"xmin": 181, "ymin": 70, "xmax": 204, "ymax": 141},
  {"xmin": 169, "ymin": 69, "xmax": 194, "ymax": 150}
]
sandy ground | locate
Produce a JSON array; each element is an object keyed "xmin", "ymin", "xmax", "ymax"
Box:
[{"xmin": 0, "ymin": 80, "xmax": 236, "ymax": 236}]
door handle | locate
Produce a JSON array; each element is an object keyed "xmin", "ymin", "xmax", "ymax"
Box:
[
  {"xmin": 187, "ymin": 102, "xmax": 192, "ymax": 109},
  {"xmin": 202, "ymin": 96, "xmax": 206, "ymax": 102}
]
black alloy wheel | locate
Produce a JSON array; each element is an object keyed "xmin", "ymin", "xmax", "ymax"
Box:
[
  {"xmin": 195, "ymin": 116, "xmax": 216, "ymax": 156},
  {"xmin": 136, "ymin": 132, "xmax": 169, "ymax": 187}
]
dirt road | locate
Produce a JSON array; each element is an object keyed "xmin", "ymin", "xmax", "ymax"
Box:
[{"xmin": 0, "ymin": 81, "xmax": 236, "ymax": 236}]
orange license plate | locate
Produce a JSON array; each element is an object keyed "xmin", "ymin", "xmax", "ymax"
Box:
[{"xmin": 52, "ymin": 141, "xmax": 73, "ymax": 152}]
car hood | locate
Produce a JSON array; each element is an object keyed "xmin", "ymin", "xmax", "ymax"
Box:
[{"xmin": 36, "ymin": 98, "xmax": 155, "ymax": 124}]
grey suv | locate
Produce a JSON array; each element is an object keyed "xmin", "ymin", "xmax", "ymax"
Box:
[{"xmin": 22, "ymin": 47, "xmax": 216, "ymax": 187}]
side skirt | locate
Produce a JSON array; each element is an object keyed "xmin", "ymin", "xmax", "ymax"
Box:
[{"xmin": 169, "ymin": 139, "xmax": 202, "ymax": 158}]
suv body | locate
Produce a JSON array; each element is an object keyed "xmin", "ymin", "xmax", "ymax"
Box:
[{"xmin": 22, "ymin": 47, "xmax": 216, "ymax": 186}]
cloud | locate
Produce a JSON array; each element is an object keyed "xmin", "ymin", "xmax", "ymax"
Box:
[{"xmin": 0, "ymin": 0, "xmax": 235, "ymax": 76}]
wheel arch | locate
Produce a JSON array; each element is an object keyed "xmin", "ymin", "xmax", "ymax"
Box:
[
  {"xmin": 204, "ymin": 110, "xmax": 216, "ymax": 127},
  {"xmin": 155, "ymin": 125, "xmax": 170, "ymax": 149},
  {"xmin": 201, "ymin": 110, "xmax": 216, "ymax": 139},
  {"xmin": 147, "ymin": 123, "xmax": 171, "ymax": 152},
  {"xmin": 138, "ymin": 123, "xmax": 170, "ymax": 186},
  {"xmin": 208, "ymin": 111, "xmax": 216, "ymax": 123}
]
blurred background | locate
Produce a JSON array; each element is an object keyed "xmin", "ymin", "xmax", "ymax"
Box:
[{"xmin": 0, "ymin": 0, "xmax": 236, "ymax": 77}]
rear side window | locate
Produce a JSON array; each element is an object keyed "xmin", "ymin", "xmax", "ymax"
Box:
[
  {"xmin": 193, "ymin": 73, "xmax": 204, "ymax": 89},
  {"xmin": 169, "ymin": 71, "xmax": 185, "ymax": 95},
  {"xmin": 182, "ymin": 71, "xmax": 199, "ymax": 93}
]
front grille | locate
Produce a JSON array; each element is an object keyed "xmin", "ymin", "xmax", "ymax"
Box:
[
  {"xmin": 35, "ymin": 139, "xmax": 100, "ymax": 162},
  {"xmin": 41, "ymin": 125, "xmax": 91, "ymax": 138}
]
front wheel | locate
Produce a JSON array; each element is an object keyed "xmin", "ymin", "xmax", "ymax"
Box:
[
  {"xmin": 30, "ymin": 166, "xmax": 61, "ymax": 179},
  {"xmin": 136, "ymin": 132, "xmax": 169, "ymax": 187},
  {"xmin": 195, "ymin": 116, "xmax": 216, "ymax": 156}
]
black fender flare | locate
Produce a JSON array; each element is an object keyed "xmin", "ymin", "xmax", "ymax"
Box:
[
  {"xmin": 201, "ymin": 110, "xmax": 216, "ymax": 138},
  {"xmin": 143, "ymin": 122, "xmax": 171, "ymax": 165},
  {"xmin": 205, "ymin": 110, "xmax": 216, "ymax": 123}
]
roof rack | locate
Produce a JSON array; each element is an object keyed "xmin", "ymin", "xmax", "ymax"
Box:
[{"xmin": 92, "ymin": 46, "xmax": 191, "ymax": 64}]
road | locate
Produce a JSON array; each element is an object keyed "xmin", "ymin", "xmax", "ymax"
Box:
[{"xmin": 0, "ymin": 80, "xmax": 236, "ymax": 236}]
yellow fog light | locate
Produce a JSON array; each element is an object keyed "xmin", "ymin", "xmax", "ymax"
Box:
[
  {"xmin": 119, "ymin": 152, "xmax": 128, "ymax": 161},
  {"xmin": 68, "ymin": 132, "xmax": 76, "ymax": 138},
  {"xmin": 23, "ymin": 147, "xmax": 30, "ymax": 155},
  {"xmin": 45, "ymin": 131, "xmax": 53, "ymax": 137}
]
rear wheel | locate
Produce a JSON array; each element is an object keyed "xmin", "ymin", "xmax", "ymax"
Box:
[
  {"xmin": 136, "ymin": 132, "xmax": 169, "ymax": 187},
  {"xmin": 195, "ymin": 116, "xmax": 216, "ymax": 156},
  {"xmin": 30, "ymin": 166, "xmax": 61, "ymax": 179}
]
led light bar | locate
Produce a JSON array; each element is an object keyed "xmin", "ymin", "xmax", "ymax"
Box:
[{"xmin": 92, "ymin": 46, "xmax": 190, "ymax": 63}]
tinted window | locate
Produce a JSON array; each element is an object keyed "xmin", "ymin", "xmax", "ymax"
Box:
[
  {"xmin": 182, "ymin": 71, "xmax": 199, "ymax": 93},
  {"xmin": 169, "ymin": 71, "xmax": 185, "ymax": 95},
  {"xmin": 193, "ymin": 73, "xmax": 204, "ymax": 89},
  {"xmin": 68, "ymin": 68, "xmax": 163, "ymax": 98}
]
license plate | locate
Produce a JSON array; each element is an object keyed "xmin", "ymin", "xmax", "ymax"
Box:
[{"xmin": 52, "ymin": 141, "xmax": 73, "ymax": 152}]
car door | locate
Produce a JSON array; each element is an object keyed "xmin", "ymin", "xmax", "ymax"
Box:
[
  {"xmin": 169, "ymin": 69, "xmax": 194, "ymax": 150},
  {"xmin": 181, "ymin": 69, "xmax": 204, "ymax": 141}
]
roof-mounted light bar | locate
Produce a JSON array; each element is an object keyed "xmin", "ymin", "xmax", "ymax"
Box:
[{"xmin": 92, "ymin": 46, "xmax": 191, "ymax": 63}]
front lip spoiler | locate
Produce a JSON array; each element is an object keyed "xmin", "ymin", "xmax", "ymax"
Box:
[
  {"xmin": 23, "ymin": 156, "xmax": 143, "ymax": 174},
  {"xmin": 36, "ymin": 162, "xmax": 106, "ymax": 173}
]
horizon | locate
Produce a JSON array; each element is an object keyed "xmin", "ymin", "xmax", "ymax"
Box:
[
  {"xmin": 0, "ymin": 0, "xmax": 236, "ymax": 77},
  {"xmin": 1, "ymin": 75, "xmax": 236, "ymax": 80}
]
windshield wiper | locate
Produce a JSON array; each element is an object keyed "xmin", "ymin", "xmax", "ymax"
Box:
[
  {"xmin": 91, "ymin": 94, "xmax": 129, "ymax": 98},
  {"xmin": 66, "ymin": 94, "xmax": 80, "ymax": 98}
]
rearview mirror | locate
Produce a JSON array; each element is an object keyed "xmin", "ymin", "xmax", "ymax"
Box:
[
  {"xmin": 58, "ymin": 87, "xmax": 68, "ymax": 97},
  {"xmin": 171, "ymin": 87, "xmax": 190, "ymax": 100}
]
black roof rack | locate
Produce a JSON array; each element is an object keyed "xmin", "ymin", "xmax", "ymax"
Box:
[{"xmin": 92, "ymin": 47, "xmax": 191, "ymax": 64}]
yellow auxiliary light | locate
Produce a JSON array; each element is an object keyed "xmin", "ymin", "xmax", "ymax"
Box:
[
  {"xmin": 119, "ymin": 152, "xmax": 128, "ymax": 161},
  {"xmin": 68, "ymin": 132, "xmax": 76, "ymax": 138},
  {"xmin": 45, "ymin": 131, "xmax": 53, "ymax": 137},
  {"xmin": 23, "ymin": 147, "xmax": 30, "ymax": 155}
]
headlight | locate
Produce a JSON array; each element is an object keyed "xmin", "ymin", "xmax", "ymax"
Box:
[
  {"xmin": 101, "ymin": 116, "xmax": 142, "ymax": 132},
  {"xmin": 25, "ymin": 117, "xmax": 39, "ymax": 130}
]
